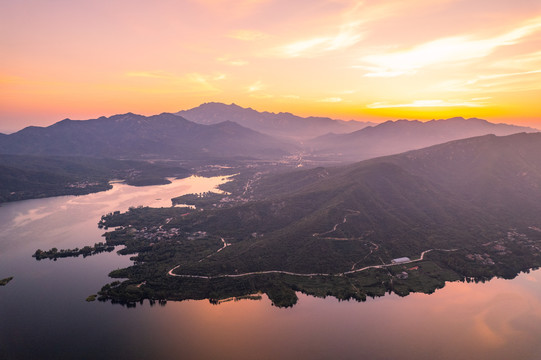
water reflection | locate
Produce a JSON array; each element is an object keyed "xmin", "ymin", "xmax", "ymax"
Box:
[
  {"xmin": 125, "ymin": 272, "xmax": 541, "ymax": 360},
  {"xmin": 2, "ymin": 177, "xmax": 541, "ymax": 359}
]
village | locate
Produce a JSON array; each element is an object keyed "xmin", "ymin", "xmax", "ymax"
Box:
[{"xmin": 465, "ymin": 228, "xmax": 541, "ymax": 266}]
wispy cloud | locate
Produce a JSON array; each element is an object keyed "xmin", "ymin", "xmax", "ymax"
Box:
[
  {"xmin": 185, "ymin": 72, "xmax": 226, "ymax": 91},
  {"xmin": 490, "ymin": 51, "xmax": 541, "ymax": 70},
  {"xmin": 228, "ymin": 29, "xmax": 268, "ymax": 41},
  {"xmin": 217, "ymin": 56, "xmax": 248, "ymax": 66},
  {"xmin": 352, "ymin": 65, "xmax": 414, "ymax": 78},
  {"xmin": 433, "ymin": 69, "xmax": 541, "ymax": 94},
  {"xmin": 478, "ymin": 69, "xmax": 541, "ymax": 81},
  {"xmin": 319, "ymin": 97, "xmax": 343, "ymax": 103},
  {"xmin": 247, "ymin": 80, "xmax": 265, "ymax": 92},
  {"xmin": 125, "ymin": 71, "xmax": 175, "ymax": 79},
  {"xmin": 250, "ymin": 93, "xmax": 274, "ymax": 99},
  {"xmin": 366, "ymin": 99, "xmax": 488, "ymax": 108},
  {"xmin": 125, "ymin": 71, "xmax": 226, "ymax": 92},
  {"xmin": 273, "ymin": 21, "xmax": 363, "ymax": 58},
  {"xmin": 357, "ymin": 17, "xmax": 541, "ymax": 77}
]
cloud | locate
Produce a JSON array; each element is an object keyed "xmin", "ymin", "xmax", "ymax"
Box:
[
  {"xmin": 125, "ymin": 71, "xmax": 226, "ymax": 93},
  {"xmin": 125, "ymin": 71, "xmax": 174, "ymax": 79},
  {"xmin": 247, "ymin": 80, "xmax": 265, "ymax": 92},
  {"xmin": 478, "ymin": 69, "xmax": 541, "ymax": 81},
  {"xmin": 433, "ymin": 69, "xmax": 541, "ymax": 94},
  {"xmin": 250, "ymin": 93, "xmax": 274, "ymax": 99},
  {"xmin": 319, "ymin": 97, "xmax": 343, "ymax": 103},
  {"xmin": 366, "ymin": 99, "xmax": 488, "ymax": 108},
  {"xmin": 217, "ymin": 56, "xmax": 249, "ymax": 66},
  {"xmin": 357, "ymin": 16, "xmax": 541, "ymax": 77},
  {"xmin": 352, "ymin": 65, "xmax": 413, "ymax": 78},
  {"xmin": 185, "ymin": 72, "xmax": 226, "ymax": 91},
  {"xmin": 227, "ymin": 29, "xmax": 268, "ymax": 41},
  {"xmin": 191, "ymin": 0, "xmax": 269, "ymax": 18},
  {"xmin": 491, "ymin": 51, "xmax": 541, "ymax": 70},
  {"xmin": 273, "ymin": 21, "xmax": 363, "ymax": 58}
]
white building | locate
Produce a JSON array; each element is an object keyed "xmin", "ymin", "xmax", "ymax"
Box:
[{"xmin": 391, "ymin": 257, "xmax": 411, "ymax": 264}]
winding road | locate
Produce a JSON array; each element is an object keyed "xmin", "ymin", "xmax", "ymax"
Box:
[
  {"xmin": 198, "ymin": 237, "xmax": 230, "ymax": 262},
  {"xmin": 167, "ymin": 248, "xmax": 458, "ymax": 280},
  {"xmin": 166, "ymin": 210, "xmax": 457, "ymax": 280},
  {"xmin": 312, "ymin": 210, "xmax": 360, "ymax": 238}
]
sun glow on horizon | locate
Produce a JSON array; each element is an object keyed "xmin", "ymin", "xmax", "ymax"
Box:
[{"xmin": 1, "ymin": 0, "xmax": 541, "ymax": 132}]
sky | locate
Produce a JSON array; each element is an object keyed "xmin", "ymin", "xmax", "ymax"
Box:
[{"xmin": 1, "ymin": 0, "xmax": 541, "ymax": 132}]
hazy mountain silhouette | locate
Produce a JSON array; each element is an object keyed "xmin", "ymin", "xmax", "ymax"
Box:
[
  {"xmin": 0, "ymin": 112, "xmax": 296, "ymax": 160},
  {"xmin": 309, "ymin": 117, "xmax": 538, "ymax": 161},
  {"xmin": 177, "ymin": 102, "xmax": 374, "ymax": 139}
]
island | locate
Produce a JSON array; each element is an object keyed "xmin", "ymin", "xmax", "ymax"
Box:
[
  {"xmin": 33, "ymin": 242, "xmax": 115, "ymax": 260},
  {"xmin": 0, "ymin": 277, "xmax": 14, "ymax": 286}
]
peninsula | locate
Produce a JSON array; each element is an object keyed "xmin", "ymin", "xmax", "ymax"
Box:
[{"xmin": 35, "ymin": 133, "xmax": 541, "ymax": 307}]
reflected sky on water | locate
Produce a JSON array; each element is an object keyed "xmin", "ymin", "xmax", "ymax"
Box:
[{"xmin": 1, "ymin": 176, "xmax": 540, "ymax": 360}]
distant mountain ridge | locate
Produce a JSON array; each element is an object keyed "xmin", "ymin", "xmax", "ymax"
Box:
[
  {"xmin": 1, "ymin": 104, "xmax": 537, "ymax": 163},
  {"xmin": 177, "ymin": 102, "xmax": 374, "ymax": 139},
  {"xmin": 0, "ymin": 112, "xmax": 295, "ymax": 160},
  {"xmin": 309, "ymin": 116, "xmax": 538, "ymax": 161}
]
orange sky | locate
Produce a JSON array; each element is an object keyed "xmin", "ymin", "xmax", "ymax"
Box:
[{"xmin": 1, "ymin": 0, "xmax": 541, "ymax": 132}]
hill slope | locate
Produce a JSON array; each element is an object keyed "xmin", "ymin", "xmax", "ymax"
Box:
[
  {"xmin": 0, "ymin": 154, "xmax": 190, "ymax": 202},
  {"xmin": 170, "ymin": 133, "xmax": 541, "ymax": 273},
  {"xmin": 66, "ymin": 132, "xmax": 541, "ymax": 306},
  {"xmin": 98, "ymin": 133, "xmax": 541, "ymax": 276}
]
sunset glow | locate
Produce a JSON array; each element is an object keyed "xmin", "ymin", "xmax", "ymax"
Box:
[{"xmin": 1, "ymin": 0, "xmax": 541, "ymax": 132}]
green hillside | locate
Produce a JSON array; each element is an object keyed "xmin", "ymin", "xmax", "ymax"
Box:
[
  {"xmin": 0, "ymin": 155, "xmax": 190, "ymax": 202},
  {"xmin": 40, "ymin": 133, "xmax": 541, "ymax": 306}
]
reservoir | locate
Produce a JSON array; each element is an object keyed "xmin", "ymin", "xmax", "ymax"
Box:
[{"xmin": 1, "ymin": 176, "xmax": 541, "ymax": 360}]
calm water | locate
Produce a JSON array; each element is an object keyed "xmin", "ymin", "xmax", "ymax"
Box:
[{"xmin": 1, "ymin": 176, "xmax": 541, "ymax": 360}]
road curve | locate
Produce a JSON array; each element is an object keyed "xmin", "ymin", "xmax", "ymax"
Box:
[{"xmin": 167, "ymin": 248, "xmax": 457, "ymax": 280}]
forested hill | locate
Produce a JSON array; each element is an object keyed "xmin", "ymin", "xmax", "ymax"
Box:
[
  {"xmin": 70, "ymin": 132, "xmax": 541, "ymax": 306},
  {"xmin": 0, "ymin": 154, "xmax": 190, "ymax": 202},
  {"xmin": 162, "ymin": 133, "xmax": 541, "ymax": 275}
]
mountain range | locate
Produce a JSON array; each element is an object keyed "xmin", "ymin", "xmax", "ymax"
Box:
[
  {"xmin": 177, "ymin": 102, "xmax": 373, "ymax": 139},
  {"xmin": 0, "ymin": 112, "xmax": 294, "ymax": 160},
  {"xmin": 0, "ymin": 103, "xmax": 537, "ymax": 163},
  {"xmin": 308, "ymin": 117, "xmax": 538, "ymax": 161}
]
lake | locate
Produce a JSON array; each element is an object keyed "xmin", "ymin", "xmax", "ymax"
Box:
[{"xmin": 1, "ymin": 176, "xmax": 541, "ymax": 360}]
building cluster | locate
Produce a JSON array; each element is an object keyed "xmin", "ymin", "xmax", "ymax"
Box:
[
  {"xmin": 132, "ymin": 226, "xmax": 182, "ymax": 243},
  {"xmin": 67, "ymin": 181, "xmax": 101, "ymax": 188},
  {"xmin": 476, "ymin": 228, "xmax": 541, "ymax": 261},
  {"xmin": 130, "ymin": 225, "xmax": 210, "ymax": 243},
  {"xmin": 465, "ymin": 253, "xmax": 495, "ymax": 265},
  {"xmin": 506, "ymin": 229, "xmax": 541, "ymax": 253}
]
